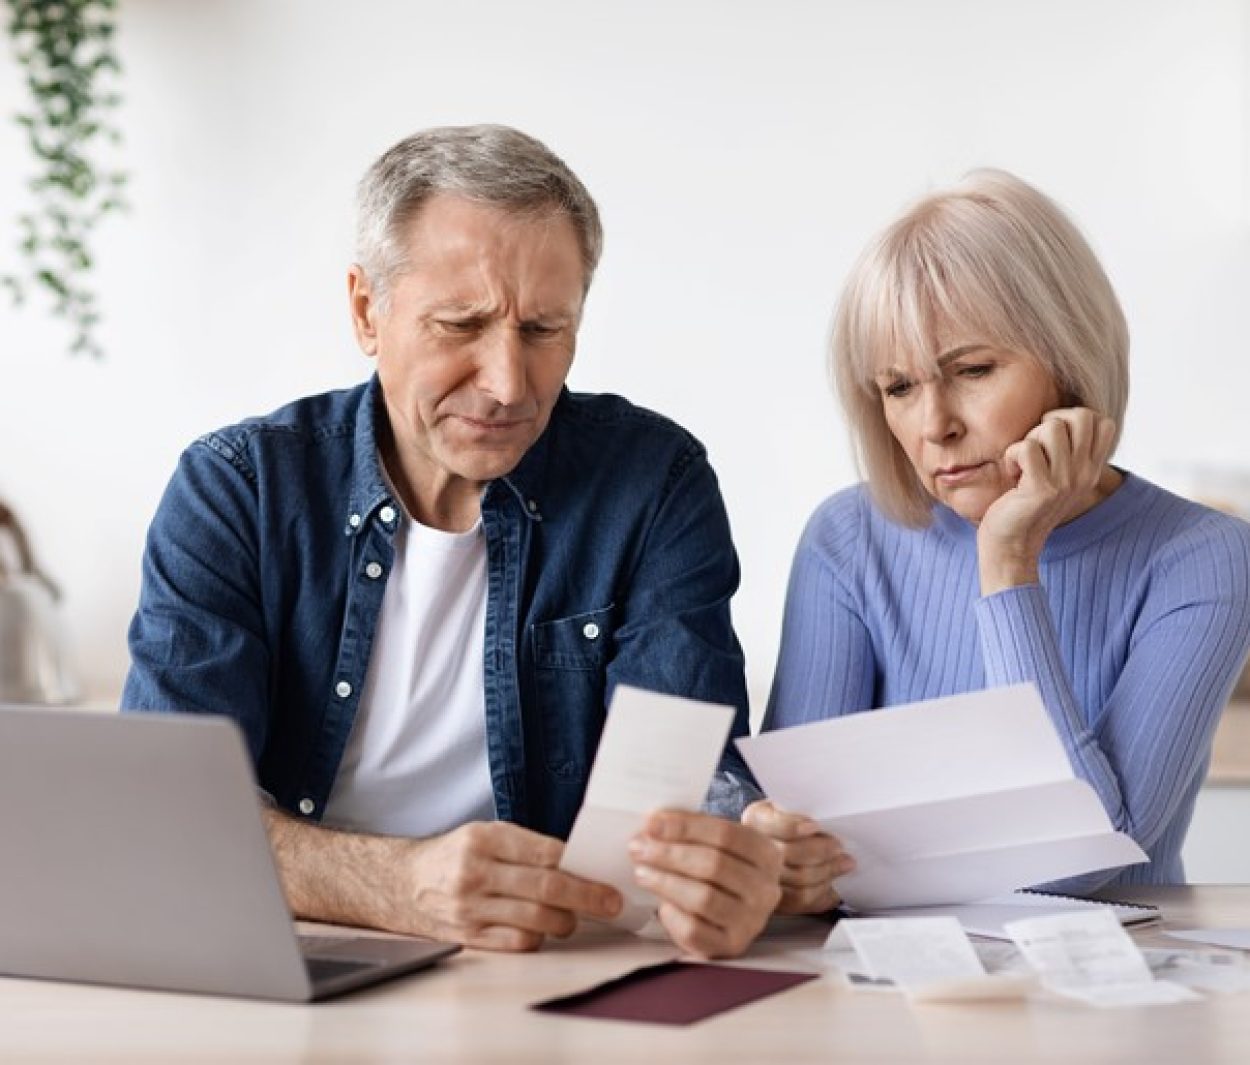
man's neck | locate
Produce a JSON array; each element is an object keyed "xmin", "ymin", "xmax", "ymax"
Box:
[{"xmin": 379, "ymin": 450, "xmax": 483, "ymax": 533}]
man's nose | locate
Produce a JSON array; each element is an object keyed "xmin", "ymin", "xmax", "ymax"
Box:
[
  {"xmin": 475, "ymin": 327, "xmax": 527, "ymax": 407},
  {"xmin": 920, "ymin": 384, "xmax": 962, "ymax": 443}
]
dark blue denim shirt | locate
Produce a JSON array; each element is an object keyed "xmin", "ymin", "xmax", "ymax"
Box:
[{"xmin": 122, "ymin": 376, "xmax": 753, "ymax": 839}]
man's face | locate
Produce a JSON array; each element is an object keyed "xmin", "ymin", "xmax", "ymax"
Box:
[{"xmin": 350, "ymin": 195, "xmax": 585, "ymax": 519}]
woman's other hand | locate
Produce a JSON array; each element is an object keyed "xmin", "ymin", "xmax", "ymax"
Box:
[{"xmin": 741, "ymin": 799, "xmax": 855, "ymax": 915}]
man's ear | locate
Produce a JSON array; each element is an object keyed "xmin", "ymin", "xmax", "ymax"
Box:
[{"xmin": 347, "ymin": 264, "xmax": 381, "ymax": 357}]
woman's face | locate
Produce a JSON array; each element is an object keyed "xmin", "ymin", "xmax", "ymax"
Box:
[{"xmin": 875, "ymin": 341, "xmax": 1062, "ymax": 524}]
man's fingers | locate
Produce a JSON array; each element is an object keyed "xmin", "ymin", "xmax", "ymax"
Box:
[
  {"xmin": 455, "ymin": 894, "xmax": 580, "ymax": 939},
  {"xmin": 634, "ymin": 863, "xmax": 741, "ymax": 931},
  {"xmin": 455, "ymin": 820, "xmax": 564, "ymax": 867},
  {"xmin": 631, "ymin": 837, "xmax": 770, "ymax": 906},
  {"xmin": 643, "ymin": 810, "xmax": 780, "ymax": 870},
  {"xmin": 493, "ymin": 862, "xmax": 623, "ymax": 920},
  {"xmin": 654, "ymin": 901, "xmax": 734, "ymax": 959},
  {"xmin": 464, "ymin": 924, "xmax": 545, "ymax": 953}
]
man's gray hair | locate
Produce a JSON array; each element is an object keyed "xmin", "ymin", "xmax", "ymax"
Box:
[{"xmin": 356, "ymin": 124, "xmax": 603, "ymax": 306}]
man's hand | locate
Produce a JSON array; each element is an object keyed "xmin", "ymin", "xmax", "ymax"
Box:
[
  {"xmin": 404, "ymin": 822, "xmax": 626, "ymax": 951},
  {"xmin": 265, "ymin": 812, "xmax": 622, "ymax": 953},
  {"xmin": 742, "ymin": 799, "xmax": 854, "ymax": 915},
  {"xmin": 627, "ymin": 810, "xmax": 783, "ymax": 958}
]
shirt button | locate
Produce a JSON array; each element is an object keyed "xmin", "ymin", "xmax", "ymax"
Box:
[
  {"xmin": 365, "ymin": 562, "xmax": 383, "ymax": 580},
  {"xmin": 348, "ymin": 513, "xmax": 362, "ymax": 528},
  {"xmin": 582, "ymin": 622, "xmax": 600, "ymax": 640},
  {"xmin": 380, "ymin": 505, "xmax": 397, "ymax": 524},
  {"xmin": 298, "ymin": 798, "xmax": 315, "ymax": 816},
  {"xmin": 527, "ymin": 499, "xmax": 538, "ymax": 513},
  {"xmin": 335, "ymin": 680, "xmax": 352, "ymax": 699}
]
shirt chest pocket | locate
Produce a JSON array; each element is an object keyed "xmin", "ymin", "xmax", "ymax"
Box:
[
  {"xmin": 530, "ymin": 605, "xmax": 614, "ymax": 776},
  {"xmin": 531, "ymin": 605, "xmax": 613, "ymax": 670}
]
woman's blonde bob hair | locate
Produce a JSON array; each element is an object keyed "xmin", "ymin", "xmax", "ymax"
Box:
[{"xmin": 832, "ymin": 169, "xmax": 1129, "ymax": 527}]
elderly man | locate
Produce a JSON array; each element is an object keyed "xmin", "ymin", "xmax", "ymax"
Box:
[{"xmin": 123, "ymin": 125, "xmax": 786, "ymax": 958}]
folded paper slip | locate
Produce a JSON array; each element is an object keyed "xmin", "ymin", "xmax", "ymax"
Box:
[
  {"xmin": 530, "ymin": 961, "xmax": 817, "ymax": 1025},
  {"xmin": 737, "ymin": 684, "xmax": 1147, "ymax": 909}
]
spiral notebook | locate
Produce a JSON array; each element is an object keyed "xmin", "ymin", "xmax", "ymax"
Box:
[{"xmin": 852, "ymin": 890, "xmax": 1161, "ymax": 941}]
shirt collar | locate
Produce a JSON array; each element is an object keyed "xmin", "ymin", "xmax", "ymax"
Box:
[
  {"xmin": 347, "ymin": 376, "xmax": 562, "ymax": 535},
  {"xmin": 344, "ymin": 375, "xmax": 397, "ymax": 537}
]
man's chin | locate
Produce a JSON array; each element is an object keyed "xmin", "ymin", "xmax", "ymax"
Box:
[{"xmin": 446, "ymin": 448, "xmax": 530, "ymax": 485}]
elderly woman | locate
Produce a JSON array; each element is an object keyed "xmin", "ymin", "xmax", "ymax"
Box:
[{"xmin": 746, "ymin": 170, "xmax": 1250, "ymax": 914}]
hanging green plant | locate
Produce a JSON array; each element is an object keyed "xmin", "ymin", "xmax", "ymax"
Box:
[{"xmin": 3, "ymin": 0, "xmax": 127, "ymax": 358}]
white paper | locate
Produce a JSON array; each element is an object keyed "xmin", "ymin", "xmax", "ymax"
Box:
[
  {"xmin": 1167, "ymin": 928, "xmax": 1250, "ymax": 951},
  {"xmin": 736, "ymin": 684, "xmax": 1147, "ymax": 909},
  {"xmin": 559, "ymin": 685, "xmax": 734, "ymax": 931},
  {"xmin": 1004, "ymin": 910, "xmax": 1199, "ymax": 1007},
  {"xmin": 837, "ymin": 917, "xmax": 987, "ymax": 987},
  {"xmin": 1144, "ymin": 948, "xmax": 1250, "ymax": 994},
  {"xmin": 1005, "ymin": 910, "xmax": 1153, "ymax": 988},
  {"xmin": 823, "ymin": 917, "xmax": 1034, "ymax": 1001}
]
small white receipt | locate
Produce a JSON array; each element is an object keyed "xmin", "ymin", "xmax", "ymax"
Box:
[
  {"xmin": 1005, "ymin": 910, "xmax": 1200, "ymax": 1007},
  {"xmin": 558, "ymin": 685, "xmax": 734, "ymax": 931},
  {"xmin": 824, "ymin": 917, "xmax": 1034, "ymax": 1000}
]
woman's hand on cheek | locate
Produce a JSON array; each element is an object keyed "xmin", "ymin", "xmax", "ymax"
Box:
[{"xmin": 977, "ymin": 407, "xmax": 1116, "ymax": 595}]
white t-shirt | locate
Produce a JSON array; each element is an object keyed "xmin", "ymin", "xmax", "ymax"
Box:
[{"xmin": 323, "ymin": 514, "xmax": 494, "ymax": 838}]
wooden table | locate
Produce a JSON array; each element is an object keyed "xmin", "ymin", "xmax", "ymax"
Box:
[{"xmin": 1, "ymin": 885, "xmax": 1247, "ymax": 1063}]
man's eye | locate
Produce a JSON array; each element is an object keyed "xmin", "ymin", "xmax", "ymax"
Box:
[
  {"xmin": 522, "ymin": 322, "xmax": 561, "ymax": 339},
  {"xmin": 436, "ymin": 319, "xmax": 479, "ymax": 334}
]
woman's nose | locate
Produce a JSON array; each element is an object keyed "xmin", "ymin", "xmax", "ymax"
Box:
[{"xmin": 921, "ymin": 385, "xmax": 962, "ymax": 443}]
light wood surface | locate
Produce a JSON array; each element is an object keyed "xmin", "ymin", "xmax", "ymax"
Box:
[{"xmin": 1, "ymin": 885, "xmax": 1248, "ymax": 1063}]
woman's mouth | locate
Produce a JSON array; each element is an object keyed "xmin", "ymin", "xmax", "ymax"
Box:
[{"xmin": 933, "ymin": 462, "xmax": 990, "ymax": 486}]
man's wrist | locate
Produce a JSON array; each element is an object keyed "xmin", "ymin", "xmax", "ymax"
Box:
[{"xmin": 263, "ymin": 807, "xmax": 431, "ymax": 935}]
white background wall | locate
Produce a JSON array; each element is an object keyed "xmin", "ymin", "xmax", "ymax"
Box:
[{"xmin": 2, "ymin": 0, "xmax": 1248, "ymax": 719}]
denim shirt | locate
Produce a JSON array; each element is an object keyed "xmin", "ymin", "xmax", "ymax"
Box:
[{"xmin": 122, "ymin": 376, "xmax": 753, "ymax": 839}]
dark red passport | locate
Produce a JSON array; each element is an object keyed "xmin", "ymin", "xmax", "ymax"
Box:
[{"xmin": 531, "ymin": 960, "xmax": 817, "ymax": 1025}]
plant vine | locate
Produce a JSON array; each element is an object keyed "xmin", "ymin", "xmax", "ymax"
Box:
[{"xmin": 3, "ymin": 0, "xmax": 127, "ymax": 358}]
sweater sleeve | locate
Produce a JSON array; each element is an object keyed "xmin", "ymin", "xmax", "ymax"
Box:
[
  {"xmin": 764, "ymin": 499, "xmax": 877, "ymax": 729},
  {"xmin": 975, "ymin": 515, "xmax": 1250, "ymax": 887}
]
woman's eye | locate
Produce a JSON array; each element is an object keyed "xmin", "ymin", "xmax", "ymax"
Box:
[
  {"xmin": 883, "ymin": 379, "xmax": 913, "ymax": 399},
  {"xmin": 957, "ymin": 363, "xmax": 993, "ymax": 379}
]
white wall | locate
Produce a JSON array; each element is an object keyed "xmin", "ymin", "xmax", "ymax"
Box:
[{"xmin": 1, "ymin": 0, "xmax": 1248, "ymax": 711}]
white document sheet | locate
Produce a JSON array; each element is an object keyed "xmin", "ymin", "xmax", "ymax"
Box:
[
  {"xmin": 559, "ymin": 685, "xmax": 734, "ymax": 931},
  {"xmin": 736, "ymin": 684, "xmax": 1147, "ymax": 909}
]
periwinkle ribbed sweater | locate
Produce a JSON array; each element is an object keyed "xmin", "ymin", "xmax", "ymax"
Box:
[{"xmin": 765, "ymin": 473, "xmax": 1250, "ymax": 890}]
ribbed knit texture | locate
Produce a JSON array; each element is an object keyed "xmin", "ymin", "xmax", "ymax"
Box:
[{"xmin": 765, "ymin": 473, "xmax": 1250, "ymax": 891}]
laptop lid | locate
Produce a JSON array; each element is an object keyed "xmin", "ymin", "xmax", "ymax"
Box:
[{"xmin": 0, "ymin": 707, "xmax": 457, "ymax": 1001}]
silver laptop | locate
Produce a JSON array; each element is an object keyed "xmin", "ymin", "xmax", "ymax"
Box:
[{"xmin": 0, "ymin": 707, "xmax": 459, "ymax": 1001}]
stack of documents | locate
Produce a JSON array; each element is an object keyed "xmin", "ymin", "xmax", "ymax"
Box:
[{"xmin": 737, "ymin": 685, "xmax": 1147, "ymax": 910}]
